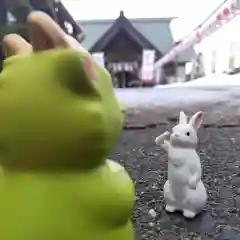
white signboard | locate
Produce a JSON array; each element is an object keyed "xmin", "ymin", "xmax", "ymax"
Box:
[
  {"xmin": 92, "ymin": 52, "xmax": 105, "ymax": 68},
  {"xmin": 142, "ymin": 49, "xmax": 155, "ymax": 66},
  {"xmin": 141, "ymin": 49, "xmax": 155, "ymax": 81},
  {"xmin": 142, "ymin": 66, "xmax": 155, "ymax": 81}
]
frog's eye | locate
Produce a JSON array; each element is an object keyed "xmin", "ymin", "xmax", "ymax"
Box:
[
  {"xmin": 83, "ymin": 56, "xmax": 97, "ymax": 81},
  {"xmin": 55, "ymin": 51, "xmax": 101, "ymax": 98}
]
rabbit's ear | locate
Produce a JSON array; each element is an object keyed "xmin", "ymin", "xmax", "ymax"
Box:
[
  {"xmin": 189, "ymin": 111, "xmax": 204, "ymax": 131},
  {"xmin": 179, "ymin": 111, "xmax": 187, "ymax": 124}
]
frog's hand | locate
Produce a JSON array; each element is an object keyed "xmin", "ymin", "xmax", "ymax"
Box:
[
  {"xmin": 3, "ymin": 11, "xmax": 88, "ymax": 57},
  {"xmin": 107, "ymin": 159, "xmax": 124, "ymax": 173},
  {"xmin": 106, "ymin": 160, "xmax": 134, "ymax": 189}
]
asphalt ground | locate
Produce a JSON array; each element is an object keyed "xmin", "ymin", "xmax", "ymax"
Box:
[{"xmin": 111, "ymin": 87, "xmax": 240, "ymax": 239}]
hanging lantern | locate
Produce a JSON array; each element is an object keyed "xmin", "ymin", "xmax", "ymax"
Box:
[
  {"xmin": 216, "ymin": 13, "xmax": 222, "ymax": 21},
  {"xmin": 223, "ymin": 7, "xmax": 230, "ymax": 16},
  {"xmin": 216, "ymin": 13, "xmax": 223, "ymax": 28}
]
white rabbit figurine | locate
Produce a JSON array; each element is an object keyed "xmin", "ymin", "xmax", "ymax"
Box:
[{"xmin": 155, "ymin": 111, "xmax": 207, "ymax": 219}]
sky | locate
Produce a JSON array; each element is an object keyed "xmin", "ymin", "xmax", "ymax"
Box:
[{"xmin": 62, "ymin": 0, "xmax": 225, "ymax": 41}]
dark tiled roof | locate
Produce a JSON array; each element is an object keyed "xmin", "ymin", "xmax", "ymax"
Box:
[
  {"xmin": 77, "ymin": 16, "xmax": 195, "ymax": 63},
  {"xmin": 89, "ymin": 12, "xmax": 162, "ymax": 56}
]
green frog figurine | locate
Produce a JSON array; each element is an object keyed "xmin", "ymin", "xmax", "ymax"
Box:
[{"xmin": 0, "ymin": 11, "xmax": 134, "ymax": 240}]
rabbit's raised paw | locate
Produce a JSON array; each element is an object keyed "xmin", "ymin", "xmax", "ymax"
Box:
[{"xmin": 165, "ymin": 204, "xmax": 178, "ymax": 213}]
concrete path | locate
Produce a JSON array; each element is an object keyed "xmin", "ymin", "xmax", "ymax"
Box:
[{"xmin": 115, "ymin": 87, "xmax": 240, "ymax": 127}]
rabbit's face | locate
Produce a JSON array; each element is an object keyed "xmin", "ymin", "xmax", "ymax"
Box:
[
  {"xmin": 169, "ymin": 110, "xmax": 204, "ymax": 148},
  {"xmin": 170, "ymin": 124, "xmax": 198, "ymax": 148}
]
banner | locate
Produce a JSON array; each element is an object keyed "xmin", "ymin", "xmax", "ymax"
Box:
[
  {"xmin": 92, "ymin": 52, "xmax": 105, "ymax": 68},
  {"xmin": 141, "ymin": 49, "xmax": 155, "ymax": 82}
]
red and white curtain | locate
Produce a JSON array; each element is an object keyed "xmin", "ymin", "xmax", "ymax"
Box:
[{"xmin": 108, "ymin": 62, "xmax": 138, "ymax": 73}]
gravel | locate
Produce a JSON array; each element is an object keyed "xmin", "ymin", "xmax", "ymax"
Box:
[{"xmin": 111, "ymin": 125, "xmax": 240, "ymax": 240}]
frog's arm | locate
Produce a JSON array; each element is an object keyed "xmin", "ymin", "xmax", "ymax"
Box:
[{"xmin": 106, "ymin": 159, "xmax": 124, "ymax": 173}]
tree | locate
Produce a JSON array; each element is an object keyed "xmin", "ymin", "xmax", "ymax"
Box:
[
  {"xmin": 10, "ymin": 4, "xmax": 30, "ymax": 24},
  {"xmin": 29, "ymin": 0, "xmax": 56, "ymax": 20},
  {"xmin": 0, "ymin": 0, "xmax": 56, "ymax": 42}
]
